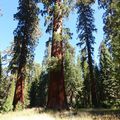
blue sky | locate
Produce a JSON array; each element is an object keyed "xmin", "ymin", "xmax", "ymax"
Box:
[{"xmin": 0, "ymin": 0, "xmax": 104, "ymax": 64}]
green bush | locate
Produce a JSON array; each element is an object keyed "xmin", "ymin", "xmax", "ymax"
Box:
[{"xmin": 2, "ymin": 80, "xmax": 15, "ymax": 112}]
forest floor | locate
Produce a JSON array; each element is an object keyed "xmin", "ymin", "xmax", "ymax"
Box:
[{"xmin": 0, "ymin": 108, "xmax": 120, "ymax": 120}]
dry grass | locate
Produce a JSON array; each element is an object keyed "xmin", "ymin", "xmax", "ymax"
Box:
[{"xmin": 0, "ymin": 108, "xmax": 120, "ymax": 120}]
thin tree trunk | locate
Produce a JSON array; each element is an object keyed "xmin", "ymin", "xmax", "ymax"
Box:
[{"xmin": 86, "ymin": 40, "xmax": 97, "ymax": 107}]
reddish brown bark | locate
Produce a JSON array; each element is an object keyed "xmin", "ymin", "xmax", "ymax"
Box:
[
  {"xmin": 12, "ymin": 39, "xmax": 27, "ymax": 110},
  {"xmin": 47, "ymin": 41, "xmax": 68, "ymax": 109},
  {"xmin": 13, "ymin": 67, "xmax": 25, "ymax": 110},
  {"xmin": 47, "ymin": 0, "xmax": 68, "ymax": 110}
]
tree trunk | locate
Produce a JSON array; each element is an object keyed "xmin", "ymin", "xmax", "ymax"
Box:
[
  {"xmin": 47, "ymin": 0, "xmax": 68, "ymax": 110},
  {"xmin": 12, "ymin": 66, "xmax": 25, "ymax": 110},
  {"xmin": 86, "ymin": 40, "xmax": 97, "ymax": 107},
  {"xmin": 12, "ymin": 37, "xmax": 27, "ymax": 110}
]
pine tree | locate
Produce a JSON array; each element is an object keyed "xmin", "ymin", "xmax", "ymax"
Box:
[
  {"xmin": 0, "ymin": 51, "xmax": 15, "ymax": 111},
  {"xmin": 64, "ymin": 45, "xmax": 83, "ymax": 108},
  {"xmin": 30, "ymin": 40, "xmax": 51, "ymax": 107},
  {"xmin": 94, "ymin": 64, "xmax": 101, "ymax": 107},
  {"xmin": 42, "ymin": 38, "xmax": 52, "ymax": 68},
  {"xmin": 98, "ymin": 0, "xmax": 116, "ymax": 48},
  {"xmin": 64, "ymin": 45, "xmax": 75, "ymax": 107},
  {"xmin": 98, "ymin": 0, "xmax": 120, "ymax": 107},
  {"xmin": 76, "ymin": 1, "xmax": 97, "ymax": 107},
  {"xmin": 108, "ymin": 2, "xmax": 120, "ymax": 99},
  {"xmin": 29, "ymin": 39, "xmax": 51, "ymax": 108},
  {"xmin": 2, "ymin": 80, "xmax": 15, "ymax": 112},
  {"xmin": 80, "ymin": 51, "xmax": 91, "ymax": 107},
  {"xmin": 9, "ymin": 0, "xmax": 40, "ymax": 110},
  {"xmin": 99, "ymin": 41, "xmax": 116, "ymax": 107},
  {"xmin": 74, "ymin": 56, "xmax": 83, "ymax": 108},
  {"xmin": 28, "ymin": 63, "xmax": 41, "ymax": 107}
]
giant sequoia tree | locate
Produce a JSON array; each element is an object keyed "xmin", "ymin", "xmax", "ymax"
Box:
[
  {"xmin": 9, "ymin": 0, "xmax": 40, "ymax": 110},
  {"xmin": 47, "ymin": 0, "xmax": 67, "ymax": 109},
  {"xmin": 76, "ymin": 1, "xmax": 97, "ymax": 107},
  {"xmin": 40, "ymin": 0, "xmax": 74, "ymax": 109}
]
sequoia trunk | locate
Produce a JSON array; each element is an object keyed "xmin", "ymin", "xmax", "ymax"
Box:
[
  {"xmin": 47, "ymin": 0, "xmax": 68, "ymax": 110},
  {"xmin": 12, "ymin": 65, "xmax": 25, "ymax": 110},
  {"xmin": 12, "ymin": 36, "xmax": 27, "ymax": 110}
]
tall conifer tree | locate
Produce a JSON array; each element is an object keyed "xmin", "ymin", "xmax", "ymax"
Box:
[
  {"xmin": 9, "ymin": 0, "xmax": 40, "ymax": 110},
  {"xmin": 47, "ymin": 0, "xmax": 67, "ymax": 109},
  {"xmin": 99, "ymin": 41, "xmax": 115, "ymax": 107},
  {"xmin": 76, "ymin": 1, "xmax": 97, "ymax": 107},
  {"xmin": 40, "ymin": 0, "xmax": 74, "ymax": 109},
  {"xmin": 81, "ymin": 51, "xmax": 91, "ymax": 107},
  {"xmin": 98, "ymin": 0, "xmax": 120, "ymax": 104}
]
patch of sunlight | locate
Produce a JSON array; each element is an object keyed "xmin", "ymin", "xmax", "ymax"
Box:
[{"xmin": 0, "ymin": 108, "xmax": 120, "ymax": 120}]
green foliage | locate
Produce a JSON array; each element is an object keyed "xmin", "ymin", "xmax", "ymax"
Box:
[
  {"xmin": 94, "ymin": 65, "xmax": 101, "ymax": 107},
  {"xmin": 29, "ymin": 47, "xmax": 48, "ymax": 108},
  {"xmin": 99, "ymin": 42, "xmax": 112, "ymax": 106},
  {"xmin": 0, "ymin": 52, "xmax": 3, "ymax": 110},
  {"xmin": 74, "ymin": 56, "xmax": 83, "ymax": 108},
  {"xmin": 62, "ymin": 28, "xmax": 73, "ymax": 41},
  {"xmin": 9, "ymin": 0, "xmax": 40, "ymax": 73},
  {"xmin": 7, "ymin": 0, "xmax": 41, "ymax": 109},
  {"xmin": 0, "ymin": 52, "xmax": 2, "ymax": 80},
  {"xmin": 99, "ymin": 0, "xmax": 120, "ymax": 108},
  {"xmin": 29, "ymin": 39, "xmax": 51, "ymax": 107},
  {"xmin": 24, "ymin": 82, "xmax": 30, "ymax": 108},
  {"xmin": 76, "ymin": 1, "xmax": 97, "ymax": 107},
  {"xmin": 77, "ymin": 0, "xmax": 95, "ymax": 5},
  {"xmin": 47, "ymin": 57, "xmax": 62, "ymax": 71},
  {"xmin": 27, "ymin": 63, "xmax": 41, "ymax": 107},
  {"xmin": 29, "ymin": 66, "xmax": 48, "ymax": 108},
  {"xmin": 53, "ymin": 33, "xmax": 62, "ymax": 42},
  {"xmin": 99, "ymin": 41, "xmax": 120, "ymax": 108},
  {"xmin": 40, "ymin": 0, "xmax": 74, "ymax": 34},
  {"xmin": 1, "ymin": 0, "xmax": 120, "ymax": 111},
  {"xmin": 110, "ymin": 2, "xmax": 120, "ymax": 91},
  {"xmin": 2, "ymin": 80, "xmax": 15, "ymax": 112},
  {"xmin": 76, "ymin": 2, "xmax": 96, "ymax": 53},
  {"xmin": 80, "ymin": 53, "xmax": 91, "ymax": 108},
  {"xmin": 29, "ymin": 78, "xmax": 39, "ymax": 107},
  {"xmin": 64, "ymin": 44, "xmax": 83, "ymax": 108},
  {"xmin": 0, "ymin": 61, "xmax": 13, "ymax": 112},
  {"xmin": 37, "ymin": 71, "xmax": 48, "ymax": 107}
]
